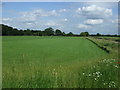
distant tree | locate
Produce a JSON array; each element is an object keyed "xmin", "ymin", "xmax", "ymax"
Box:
[
  {"xmin": 55, "ymin": 29, "xmax": 63, "ymax": 36},
  {"xmin": 67, "ymin": 32, "xmax": 74, "ymax": 36},
  {"xmin": 80, "ymin": 32, "xmax": 89, "ymax": 36},
  {"xmin": 44, "ymin": 27, "xmax": 54, "ymax": 36},
  {"xmin": 1, "ymin": 24, "xmax": 96, "ymax": 37},
  {"xmin": 96, "ymin": 33, "xmax": 101, "ymax": 36},
  {"xmin": 24, "ymin": 29, "xmax": 32, "ymax": 36},
  {"xmin": 85, "ymin": 32, "xmax": 89, "ymax": 36},
  {"xmin": 2, "ymin": 24, "xmax": 14, "ymax": 36},
  {"xmin": 19, "ymin": 30, "xmax": 24, "ymax": 35},
  {"xmin": 62, "ymin": 32, "xmax": 66, "ymax": 36},
  {"xmin": 31, "ymin": 30, "xmax": 41, "ymax": 36},
  {"xmin": 38, "ymin": 31, "xmax": 42, "ymax": 36}
]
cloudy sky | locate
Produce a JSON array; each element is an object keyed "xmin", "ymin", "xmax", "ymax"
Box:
[{"xmin": 2, "ymin": 2, "xmax": 119, "ymax": 34}]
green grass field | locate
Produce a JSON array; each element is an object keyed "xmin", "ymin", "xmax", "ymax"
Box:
[{"xmin": 2, "ymin": 36, "xmax": 119, "ymax": 88}]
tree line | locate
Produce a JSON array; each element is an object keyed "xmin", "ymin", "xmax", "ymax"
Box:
[
  {"xmin": 1, "ymin": 24, "xmax": 72, "ymax": 36},
  {"xmin": 0, "ymin": 24, "xmax": 119, "ymax": 37}
]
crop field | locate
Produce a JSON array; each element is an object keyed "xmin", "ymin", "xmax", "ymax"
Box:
[{"xmin": 2, "ymin": 36, "xmax": 119, "ymax": 88}]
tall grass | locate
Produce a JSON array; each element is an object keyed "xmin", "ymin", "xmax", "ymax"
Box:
[
  {"xmin": 2, "ymin": 36, "xmax": 119, "ymax": 88},
  {"xmin": 0, "ymin": 36, "xmax": 2, "ymax": 89}
]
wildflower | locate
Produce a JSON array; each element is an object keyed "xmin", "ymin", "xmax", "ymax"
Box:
[
  {"xmin": 108, "ymin": 81, "xmax": 116, "ymax": 87},
  {"xmin": 53, "ymin": 68, "xmax": 55, "ymax": 71},
  {"xmin": 82, "ymin": 73, "xmax": 85, "ymax": 75},
  {"xmin": 94, "ymin": 78, "xmax": 97, "ymax": 81},
  {"xmin": 95, "ymin": 71, "xmax": 100, "ymax": 75},
  {"xmin": 55, "ymin": 72, "xmax": 58, "ymax": 75},
  {"xmin": 103, "ymin": 83, "xmax": 106, "ymax": 85},
  {"xmin": 109, "ymin": 61, "xmax": 112, "ymax": 63},
  {"xmin": 97, "ymin": 75, "xmax": 100, "ymax": 77},
  {"xmin": 103, "ymin": 59, "xmax": 106, "ymax": 63},
  {"xmin": 111, "ymin": 81, "xmax": 115, "ymax": 84},
  {"xmin": 111, "ymin": 59, "xmax": 116, "ymax": 61},
  {"xmin": 93, "ymin": 66, "xmax": 96, "ymax": 68},
  {"xmin": 88, "ymin": 74, "xmax": 91, "ymax": 77},
  {"xmin": 96, "ymin": 72, "xmax": 100, "ymax": 74},
  {"xmin": 113, "ymin": 59, "xmax": 116, "ymax": 61},
  {"xmin": 93, "ymin": 72, "xmax": 95, "ymax": 76},
  {"xmin": 114, "ymin": 65, "xmax": 119, "ymax": 68}
]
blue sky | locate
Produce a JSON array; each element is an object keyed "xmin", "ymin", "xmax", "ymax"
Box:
[{"xmin": 2, "ymin": 2, "xmax": 119, "ymax": 35}]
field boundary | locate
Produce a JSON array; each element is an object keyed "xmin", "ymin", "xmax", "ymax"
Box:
[{"xmin": 86, "ymin": 38, "xmax": 110, "ymax": 53}]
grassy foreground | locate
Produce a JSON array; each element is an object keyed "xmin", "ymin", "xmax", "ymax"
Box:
[
  {"xmin": 0, "ymin": 36, "xmax": 2, "ymax": 89},
  {"xmin": 2, "ymin": 36, "xmax": 119, "ymax": 88}
]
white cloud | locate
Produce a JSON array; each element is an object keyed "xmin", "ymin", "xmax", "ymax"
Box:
[
  {"xmin": 2, "ymin": 0, "xmax": 119, "ymax": 2},
  {"xmin": 76, "ymin": 8, "xmax": 81, "ymax": 13},
  {"xmin": 63, "ymin": 18, "xmax": 68, "ymax": 22},
  {"xmin": 59, "ymin": 9, "xmax": 67, "ymax": 12},
  {"xmin": 45, "ymin": 22, "xmax": 60, "ymax": 27},
  {"xmin": 77, "ymin": 24, "xmax": 91, "ymax": 29},
  {"xmin": 21, "ymin": 13, "xmax": 37, "ymax": 22},
  {"xmin": 111, "ymin": 19, "xmax": 119, "ymax": 23},
  {"xmin": 20, "ymin": 9, "xmax": 59, "ymax": 23},
  {"xmin": 76, "ymin": 5, "xmax": 112, "ymax": 19},
  {"xmin": 26, "ymin": 22, "xmax": 33, "ymax": 25},
  {"xmin": 20, "ymin": 9, "xmax": 43, "ymax": 22},
  {"xmin": 2, "ymin": 18, "xmax": 12, "ymax": 22},
  {"xmin": 84, "ymin": 19, "xmax": 103, "ymax": 25},
  {"xmin": 2, "ymin": 2, "xmax": 118, "ymax": 35},
  {"xmin": 25, "ymin": 22, "xmax": 36, "ymax": 28},
  {"xmin": 33, "ymin": 9, "xmax": 49, "ymax": 17},
  {"xmin": 49, "ymin": 10, "xmax": 58, "ymax": 16},
  {"xmin": 85, "ymin": 2, "xmax": 118, "ymax": 9},
  {"xmin": 2, "ymin": 18, "xmax": 13, "ymax": 26}
]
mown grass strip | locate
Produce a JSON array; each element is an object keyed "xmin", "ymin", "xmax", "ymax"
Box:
[{"xmin": 86, "ymin": 38, "xmax": 110, "ymax": 53}]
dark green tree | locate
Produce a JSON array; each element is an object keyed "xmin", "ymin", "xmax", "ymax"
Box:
[
  {"xmin": 55, "ymin": 29, "xmax": 63, "ymax": 36},
  {"xmin": 24, "ymin": 29, "xmax": 32, "ymax": 36},
  {"xmin": 80, "ymin": 32, "xmax": 89, "ymax": 36},
  {"xmin": 67, "ymin": 32, "xmax": 74, "ymax": 36},
  {"xmin": 85, "ymin": 32, "xmax": 89, "ymax": 36},
  {"xmin": 62, "ymin": 32, "xmax": 66, "ymax": 36},
  {"xmin": 96, "ymin": 33, "xmax": 101, "ymax": 36},
  {"xmin": 44, "ymin": 27, "xmax": 54, "ymax": 36}
]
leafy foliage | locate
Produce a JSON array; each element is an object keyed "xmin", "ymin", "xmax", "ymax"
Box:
[
  {"xmin": 80, "ymin": 32, "xmax": 89, "ymax": 36},
  {"xmin": 1, "ymin": 24, "xmax": 119, "ymax": 37}
]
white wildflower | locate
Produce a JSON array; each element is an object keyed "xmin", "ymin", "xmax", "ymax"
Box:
[
  {"xmin": 93, "ymin": 66, "xmax": 96, "ymax": 68},
  {"xmin": 111, "ymin": 81, "xmax": 115, "ymax": 84},
  {"xmin": 88, "ymin": 74, "xmax": 91, "ymax": 77},
  {"xmin": 53, "ymin": 68, "xmax": 55, "ymax": 71},
  {"xmin": 114, "ymin": 65, "xmax": 119, "ymax": 68},
  {"xmin": 83, "ymin": 73, "xmax": 85, "ymax": 75},
  {"xmin": 94, "ymin": 78, "xmax": 97, "ymax": 81},
  {"xmin": 97, "ymin": 75, "xmax": 100, "ymax": 77},
  {"xmin": 108, "ymin": 81, "xmax": 116, "ymax": 87},
  {"xmin": 103, "ymin": 83, "xmax": 106, "ymax": 85}
]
